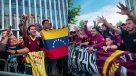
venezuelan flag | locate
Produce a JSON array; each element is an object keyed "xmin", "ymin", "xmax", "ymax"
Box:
[{"xmin": 41, "ymin": 27, "xmax": 68, "ymax": 59}]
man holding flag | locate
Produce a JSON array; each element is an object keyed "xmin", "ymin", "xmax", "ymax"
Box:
[{"xmin": 41, "ymin": 20, "xmax": 68, "ymax": 76}]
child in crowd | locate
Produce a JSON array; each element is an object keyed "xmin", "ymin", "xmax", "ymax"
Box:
[{"xmin": 102, "ymin": 37, "xmax": 118, "ymax": 52}]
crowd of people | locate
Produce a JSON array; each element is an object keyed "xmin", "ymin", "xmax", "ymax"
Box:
[
  {"xmin": 0, "ymin": 14, "xmax": 68, "ymax": 76},
  {"xmin": 0, "ymin": 2, "xmax": 136, "ymax": 76},
  {"xmin": 69, "ymin": 3, "xmax": 136, "ymax": 53}
]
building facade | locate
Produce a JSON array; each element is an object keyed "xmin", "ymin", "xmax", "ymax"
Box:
[
  {"xmin": 0, "ymin": 0, "xmax": 68, "ymax": 38},
  {"xmin": 125, "ymin": 0, "xmax": 136, "ymax": 15}
]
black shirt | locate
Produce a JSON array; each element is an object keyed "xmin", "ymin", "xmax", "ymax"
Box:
[{"xmin": 121, "ymin": 30, "xmax": 136, "ymax": 53}]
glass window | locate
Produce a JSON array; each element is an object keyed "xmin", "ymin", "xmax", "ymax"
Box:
[
  {"xmin": 36, "ymin": 0, "xmax": 39, "ymax": 8},
  {"xmin": 12, "ymin": 14, "xmax": 17, "ymax": 29},
  {"xmin": 42, "ymin": 8, "xmax": 45, "ymax": 16},
  {"xmin": 25, "ymin": 7, "xmax": 29, "ymax": 14},
  {"xmin": 52, "ymin": 17, "xmax": 55, "ymax": 27},
  {"xmin": 51, "ymin": 0, "xmax": 55, "ymax": 16},
  {"xmin": 11, "ymin": 0, "xmax": 16, "ymax": 5},
  {"xmin": 56, "ymin": 0, "xmax": 59, "ymax": 10},
  {"xmin": 31, "ymin": 0, "xmax": 34, "ymax": 8},
  {"xmin": 46, "ymin": 0, "xmax": 49, "ymax": 9},
  {"xmin": 4, "ymin": 4, "xmax": 9, "ymax": 15},
  {"xmin": 31, "ymin": 8, "xmax": 35, "ymax": 15},
  {"xmin": 42, "ymin": 0, "xmax": 45, "ymax": 8},
  {"xmin": 18, "ymin": 0, "xmax": 22, "ymax": 6},
  {"xmin": 12, "ymin": 31, "xmax": 17, "ymax": 37},
  {"xmin": 4, "ymin": 0, "xmax": 9, "ymax": 4},
  {"xmin": 36, "ymin": 0, "xmax": 40, "ymax": 17},
  {"xmin": 47, "ymin": 9, "xmax": 50, "ymax": 19},
  {"xmin": 25, "ymin": 0, "xmax": 28, "ymax": 7},
  {"xmin": 57, "ymin": 15, "xmax": 60, "ymax": 28},
  {"xmin": 64, "ymin": 0, "xmax": 67, "ymax": 14},
  {"xmin": 64, "ymin": 0, "xmax": 68, "ymax": 25},
  {"xmin": 0, "ymin": 15, "xmax": 2, "ymax": 29},
  {"xmin": 0, "ymin": 2, "xmax": 1, "ymax": 15},
  {"xmin": 19, "ymin": 8, "xmax": 23, "ymax": 16},
  {"xmin": 37, "ymin": 8, "xmax": 40, "ymax": 16},
  {"xmin": 4, "ymin": 15, "xmax": 9, "ymax": 29},
  {"xmin": 37, "ymin": 16, "xmax": 40, "ymax": 24},
  {"xmin": 18, "ymin": 0, "xmax": 23, "ymax": 16}
]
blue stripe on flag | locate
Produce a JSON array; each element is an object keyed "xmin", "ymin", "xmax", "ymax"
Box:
[{"xmin": 44, "ymin": 36, "xmax": 68, "ymax": 50}]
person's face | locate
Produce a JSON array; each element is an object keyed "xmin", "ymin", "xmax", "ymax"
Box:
[
  {"xmin": 43, "ymin": 21, "xmax": 50, "ymax": 29},
  {"xmin": 102, "ymin": 25, "xmax": 107, "ymax": 31},
  {"xmin": 105, "ymin": 37, "xmax": 113, "ymax": 46},
  {"xmin": 29, "ymin": 26, "xmax": 36, "ymax": 36},
  {"xmin": 19, "ymin": 36, "xmax": 24, "ymax": 43},
  {"xmin": 9, "ymin": 35, "xmax": 18, "ymax": 46},
  {"xmin": 120, "ymin": 25, "xmax": 126, "ymax": 30},
  {"xmin": 19, "ymin": 26, "xmax": 23, "ymax": 31},
  {"xmin": 126, "ymin": 20, "xmax": 136, "ymax": 32},
  {"xmin": 2, "ymin": 31, "xmax": 8, "ymax": 38},
  {"xmin": 91, "ymin": 28, "xmax": 98, "ymax": 37},
  {"xmin": 36, "ymin": 25, "xmax": 43, "ymax": 31}
]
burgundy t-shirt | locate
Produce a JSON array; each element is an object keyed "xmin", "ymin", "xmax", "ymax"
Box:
[{"xmin": 23, "ymin": 37, "xmax": 43, "ymax": 52}]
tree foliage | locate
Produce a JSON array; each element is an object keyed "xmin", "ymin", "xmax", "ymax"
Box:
[
  {"xmin": 116, "ymin": 21, "xmax": 123, "ymax": 27},
  {"xmin": 68, "ymin": 0, "xmax": 81, "ymax": 24}
]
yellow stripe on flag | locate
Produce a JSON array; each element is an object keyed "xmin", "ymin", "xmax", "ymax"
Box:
[
  {"xmin": 41, "ymin": 27, "xmax": 68, "ymax": 40},
  {"xmin": 102, "ymin": 50, "xmax": 124, "ymax": 76}
]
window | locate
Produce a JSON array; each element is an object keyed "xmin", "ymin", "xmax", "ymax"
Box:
[
  {"xmin": 42, "ymin": 0, "xmax": 45, "ymax": 8},
  {"xmin": 42, "ymin": 8, "xmax": 45, "ymax": 16},
  {"xmin": 18, "ymin": 0, "xmax": 22, "ymax": 6},
  {"xmin": 0, "ymin": 15, "xmax": 2, "ymax": 29},
  {"xmin": 4, "ymin": 15, "xmax": 9, "ymax": 29},
  {"xmin": 0, "ymin": 2, "xmax": 1, "ymax": 15},
  {"xmin": 11, "ymin": 0, "xmax": 16, "ymax": 5},
  {"xmin": 56, "ymin": 0, "xmax": 59, "ymax": 10},
  {"xmin": 4, "ymin": 0, "xmax": 9, "ymax": 4},
  {"xmin": 4, "ymin": 4, "xmax": 9, "ymax": 15},
  {"xmin": 36, "ymin": 0, "xmax": 40, "ymax": 8},
  {"xmin": 12, "ymin": 14, "xmax": 17, "ymax": 29},
  {"xmin": 25, "ymin": 7, "xmax": 29, "ymax": 15},
  {"xmin": 25, "ymin": 0, "xmax": 28, "ymax": 7},
  {"xmin": 57, "ymin": 15, "xmax": 60, "ymax": 28},
  {"xmin": 46, "ymin": 0, "xmax": 49, "ymax": 9},
  {"xmin": 12, "ymin": 31, "xmax": 17, "ymax": 37},
  {"xmin": 18, "ymin": 0, "xmax": 23, "ymax": 16},
  {"xmin": 31, "ymin": 0, "xmax": 34, "ymax": 8},
  {"xmin": 31, "ymin": 8, "xmax": 35, "ymax": 15}
]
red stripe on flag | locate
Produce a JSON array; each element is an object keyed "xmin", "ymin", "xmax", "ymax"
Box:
[{"xmin": 44, "ymin": 46, "xmax": 68, "ymax": 59}]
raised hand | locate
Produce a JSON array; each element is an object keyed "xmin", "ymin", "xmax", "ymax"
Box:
[
  {"xmin": 97, "ymin": 16, "xmax": 107, "ymax": 24},
  {"xmin": 116, "ymin": 2, "xmax": 131, "ymax": 15},
  {"xmin": 22, "ymin": 15, "xmax": 27, "ymax": 24},
  {"xmin": 93, "ymin": 20, "xmax": 99, "ymax": 26},
  {"xmin": 93, "ymin": 20, "xmax": 97, "ymax": 26},
  {"xmin": 29, "ymin": 14, "xmax": 34, "ymax": 20},
  {"xmin": 84, "ymin": 20, "xmax": 88, "ymax": 25}
]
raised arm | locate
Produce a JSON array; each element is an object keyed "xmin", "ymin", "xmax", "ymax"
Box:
[
  {"xmin": 84, "ymin": 20, "xmax": 92, "ymax": 37},
  {"xmin": 29, "ymin": 14, "xmax": 34, "ymax": 26},
  {"xmin": 22, "ymin": 15, "xmax": 27, "ymax": 37},
  {"xmin": 98, "ymin": 16, "xmax": 121, "ymax": 35},
  {"xmin": 93, "ymin": 20, "xmax": 99, "ymax": 27},
  {"xmin": 117, "ymin": 2, "xmax": 136, "ymax": 24}
]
